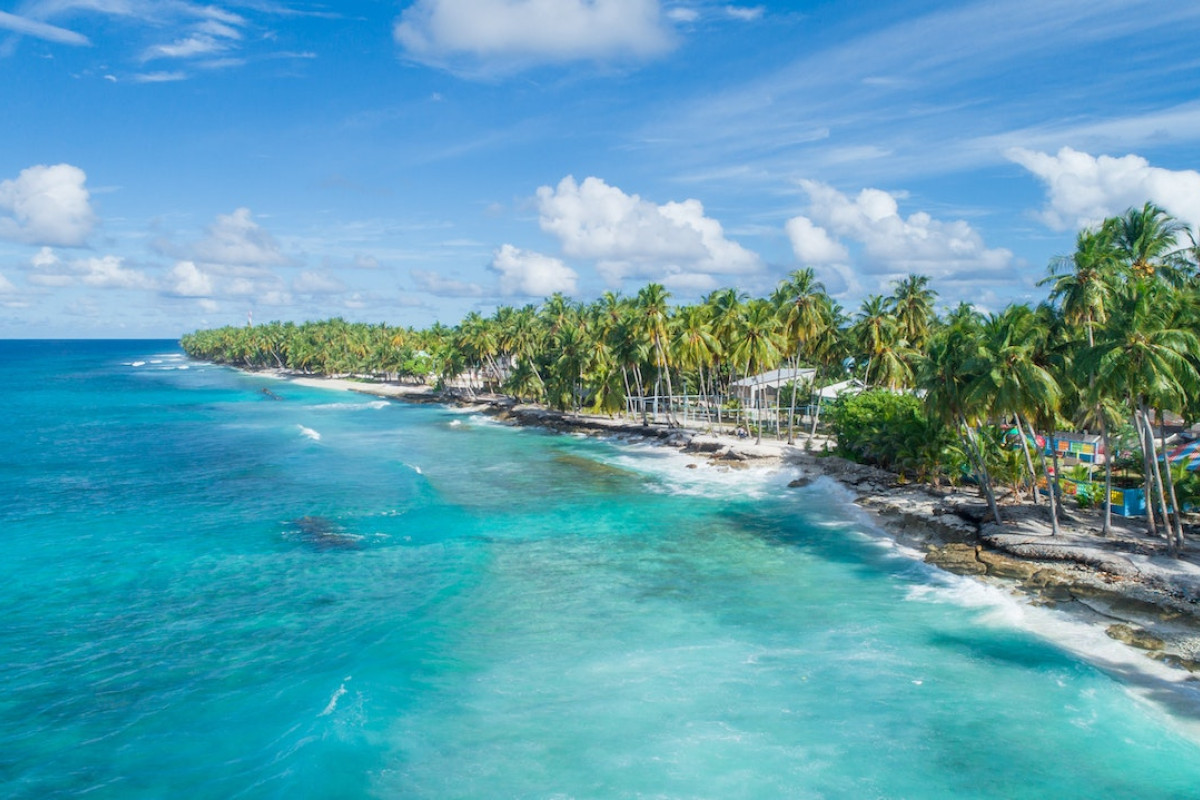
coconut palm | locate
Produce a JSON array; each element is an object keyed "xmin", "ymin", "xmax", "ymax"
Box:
[
  {"xmin": 887, "ymin": 273, "xmax": 937, "ymax": 350},
  {"xmin": 916, "ymin": 303, "xmax": 1002, "ymax": 524},
  {"xmin": 1081, "ymin": 281, "xmax": 1200, "ymax": 555},
  {"xmin": 774, "ymin": 268, "xmax": 830, "ymax": 443},
  {"xmin": 730, "ymin": 299, "xmax": 784, "ymax": 444},
  {"xmin": 966, "ymin": 305, "xmax": 1063, "ymax": 533}
]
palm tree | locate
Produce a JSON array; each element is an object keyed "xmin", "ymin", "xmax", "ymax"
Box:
[
  {"xmin": 966, "ymin": 305, "xmax": 1063, "ymax": 532},
  {"xmin": 1114, "ymin": 202, "xmax": 1186, "ymax": 283},
  {"xmin": 1081, "ymin": 281, "xmax": 1200, "ymax": 555},
  {"xmin": 916, "ymin": 303, "xmax": 1003, "ymax": 524},
  {"xmin": 774, "ymin": 268, "xmax": 829, "ymax": 443},
  {"xmin": 671, "ymin": 304, "xmax": 721, "ymax": 427},
  {"xmin": 853, "ymin": 295, "xmax": 912, "ymax": 389},
  {"xmin": 887, "ymin": 273, "xmax": 937, "ymax": 350},
  {"xmin": 1043, "ymin": 226, "xmax": 1121, "ymax": 533},
  {"xmin": 635, "ymin": 284, "xmax": 677, "ymax": 426},
  {"xmin": 730, "ymin": 299, "xmax": 784, "ymax": 444}
]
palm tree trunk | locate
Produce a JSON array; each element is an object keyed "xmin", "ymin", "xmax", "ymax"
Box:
[
  {"xmin": 1138, "ymin": 406, "xmax": 1175, "ymax": 555},
  {"xmin": 1135, "ymin": 406, "xmax": 1159, "ymax": 538},
  {"xmin": 960, "ymin": 415, "xmax": 1002, "ymax": 525},
  {"xmin": 1100, "ymin": 413, "xmax": 1113, "ymax": 537},
  {"xmin": 1158, "ymin": 409, "xmax": 1186, "ymax": 554},
  {"xmin": 787, "ymin": 356, "xmax": 799, "ymax": 445},
  {"xmin": 808, "ymin": 388, "xmax": 823, "ymax": 444},
  {"xmin": 1025, "ymin": 419, "xmax": 1061, "ymax": 536},
  {"xmin": 1013, "ymin": 411, "xmax": 1041, "ymax": 506}
]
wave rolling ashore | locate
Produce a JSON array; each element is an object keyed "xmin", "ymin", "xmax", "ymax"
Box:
[{"xmin": 272, "ymin": 371, "xmax": 1200, "ymax": 701}]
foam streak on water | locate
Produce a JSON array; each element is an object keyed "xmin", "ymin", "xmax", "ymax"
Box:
[{"xmin": 4, "ymin": 340, "xmax": 1200, "ymax": 799}]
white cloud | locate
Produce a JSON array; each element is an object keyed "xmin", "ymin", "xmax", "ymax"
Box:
[
  {"xmin": 489, "ymin": 244, "xmax": 577, "ymax": 296},
  {"xmin": 132, "ymin": 71, "xmax": 188, "ymax": 83},
  {"xmin": 666, "ymin": 7, "xmax": 697, "ymax": 22},
  {"xmin": 794, "ymin": 179, "xmax": 1013, "ymax": 281},
  {"xmin": 536, "ymin": 175, "xmax": 761, "ymax": 288},
  {"xmin": 785, "ymin": 216, "xmax": 849, "ymax": 264},
  {"xmin": 411, "ymin": 268, "xmax": 485, "ymax": 297},
  {"xmin": 76, "ymin": 255, "xmax": 154, "ymax": 289},
  {"xmin": 27, "ymin": 248, "xmax": 154, "ymax": 289},
  {"xmin": 725, "ymin": 5, "xmax": 763, "ymax": 21},
  {"xmin": 1008, "ymin": 146, "xmax": 1200, "ymax": 231},
  {"xmin": 292, "ymin": 270, "xmax": 346, "ymax": 295},
  {"xmin": 0, "ymin": 10, "xmax": 89, "ymax": 44},
  {"xmin": 0, "ymin": 271, "xmax": 17, "ymax": 293},
  {"xmin": 194, "ymin": 207, "xmax": 288, "ymax": 269},
  {"xmin": 0, "ymin": 163, "xmax": 96, "ymax": 247},
  {"xmin": 165, "ymin": 260, "xmax": 214, "ymax": 297},
  {"xmin": 394, "ymin": 0, "xmax": 674, "ymax": 71},
  {"xmin": 142, "ymin": 34, "xmax": 230, "ymax": 60}
]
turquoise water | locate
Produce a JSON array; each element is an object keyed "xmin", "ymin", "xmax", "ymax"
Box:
[{"xmin": 4, "ymin": 341, "xmax": 1200, "ymax": 799}]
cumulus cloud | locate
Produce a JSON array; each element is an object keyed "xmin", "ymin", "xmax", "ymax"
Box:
[
  {"xmin": 489, "ymin": 244, "xmax": 578, "ymax": 296},
  {"xmin": 0, "ymin": 271, "xmax": 17, "ymax": 293},
  {"xmin": 27, "ymin": 248, "xmax": 154, "ymax": 289},
  {"xmin": 194, "ymin": 207, "xmax": 288, "ymax": 269},
  {"xmin": 165, "ymin": 260, "xmax": 214, "ymax": 297},
  {"xmin": 0, "ymin": 164, "xmax": 96, "ymax": 247},
  {"xmin": 394, "ymin": 0, "xmax": 674, "ymax": 71},
  {"xmin": 1008, "ymin": 146, "xmax": 1200, "ymax": 231},
  {"xmin": 536, "ymin": 175, "xmax": 761, "ymax": 289},
  {"xmin": 785, "ymin": 216, "xmax": 849, "ymax": 264},
  {"xmin": 411, "ymin": 268, "xmax": 485, "ymax": 297},
  {"xmin": 790, "ymin": 180, "xmax": 1013, "ymax": 282}
]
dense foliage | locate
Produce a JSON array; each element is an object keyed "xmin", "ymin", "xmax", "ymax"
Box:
[{"xmin": 183, "ymin": 203, "xmax": 1200, "ymax": 554}]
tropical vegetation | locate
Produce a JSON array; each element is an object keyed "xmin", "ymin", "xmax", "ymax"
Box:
[{"xmin": 182, "ymin": 203, "xmax": 1200, "ymax": 556}]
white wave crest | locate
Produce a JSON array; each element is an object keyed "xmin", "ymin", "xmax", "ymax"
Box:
[
  {"xmin": 298, "ymin": 425, "xmax": 321, "ymax": 441},
  {"xmin": 319, "ymin": 677, "xmax": 351, "ymax": 716},
  {"xmin": 129, "ymin": 361, "xmax": 146, "ymax": 367},
  {"xmin": 307, "ymin": 401, "xmax": 389, "ymax": 411}
]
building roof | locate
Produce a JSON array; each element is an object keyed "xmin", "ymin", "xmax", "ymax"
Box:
[{"xmin": 730, "ymin": 367, "xmax": 816, "ymax": 389}]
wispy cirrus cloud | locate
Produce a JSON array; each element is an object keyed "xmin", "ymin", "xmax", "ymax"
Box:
[
  {"xmin": 0, "ymin": 9, "xmax": 89, "ymax": 44},
  {"xmin": 642, "ymin": 0, "xmax": 1200, "ymax": 189}
]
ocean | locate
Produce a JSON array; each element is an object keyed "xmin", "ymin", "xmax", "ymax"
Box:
[{"xmin": 4, "ymin": 339, "xmax": 1200, "ymax": 799}]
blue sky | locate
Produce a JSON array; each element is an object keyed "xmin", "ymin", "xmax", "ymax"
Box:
[{"xmin": 2, "ymin": 0, "xmax": 1200, "ymax": 337}]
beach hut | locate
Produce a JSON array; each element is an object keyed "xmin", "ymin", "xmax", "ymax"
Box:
[{"xmin": 730, "ymin": 367, "xmax": 815, "ymax": 406}]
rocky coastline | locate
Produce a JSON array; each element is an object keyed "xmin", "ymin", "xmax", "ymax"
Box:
[{"xmin": 292, "ymin": 375, "xmax": 1200, "ymax": 680}]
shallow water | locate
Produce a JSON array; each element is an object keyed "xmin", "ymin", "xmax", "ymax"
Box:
[{"xmin": 4, "ymin": 340, "xmax": 1200, "ymax": 799}]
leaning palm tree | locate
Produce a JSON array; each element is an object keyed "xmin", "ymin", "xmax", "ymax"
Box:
[
  {"xmin": 1081, "ymin": 281, "xmax": 1200, "ymax": 556},
  {"xmin": 916, "ymin": 304, "xmax": 1003, "ymax": 525},
  {"xmin": 966, "ymin": 305, "xmax": 1063, "ymax": 534}
]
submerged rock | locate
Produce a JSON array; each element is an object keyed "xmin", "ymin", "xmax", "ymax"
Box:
[{"xmin": 287, "ymin": 515, "xmax": 362, "ymax": 551}]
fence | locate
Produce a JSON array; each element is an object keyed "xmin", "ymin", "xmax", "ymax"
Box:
[{"xmin": 624, "ymin": 394, "xmax": 822, "ymax": 436}]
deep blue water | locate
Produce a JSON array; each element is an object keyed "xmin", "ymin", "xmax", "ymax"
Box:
[{"xmin": 4, "ymin": 339, "xmax": 1200, "ymax": 799}]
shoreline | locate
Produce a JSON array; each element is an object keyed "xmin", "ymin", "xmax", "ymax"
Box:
[{"xmin": 271, "ymin": 372, "xmax": 1200, "ymax": 686}]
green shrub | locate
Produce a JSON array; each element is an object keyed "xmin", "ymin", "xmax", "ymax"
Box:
[{"xmin": 829, "ymin": 390, "xmax": 956, "ymax": 481}]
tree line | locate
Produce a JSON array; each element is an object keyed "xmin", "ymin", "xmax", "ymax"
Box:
[{"xmin": 182, "ymin": 203, "xmax": 1200, "ymax": 556}]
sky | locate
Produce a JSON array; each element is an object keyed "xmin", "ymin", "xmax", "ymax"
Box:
[{"xmin": 2, "ymin": 0, "xmax": 1200, "ymax": 338}]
